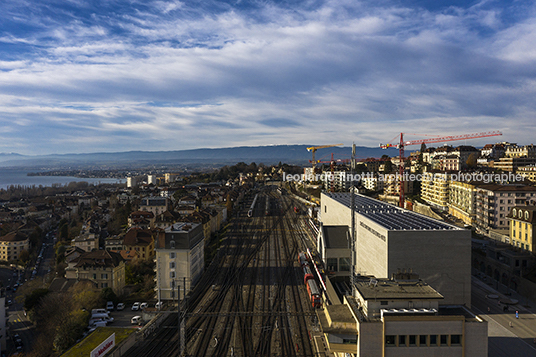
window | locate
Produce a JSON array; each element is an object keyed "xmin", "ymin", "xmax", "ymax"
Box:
[
  {"xmin": 170, "ymin": 241, "xmax": 175, "ymax": 249},
  {"xmin": 101, "ymin": 273, "xmax": 108, "ymax": 279},
  {"xmin": 451, "ymin": 335, "xmax": 461, "ymax": 345},
  {"xmin": 440, "ymin": 335, "xmax": 448, "ymax": 346},
  {"xmin": 169, "ymin": 262, "xmax": 175, "ymax": 269},
  {"xmin": 430, "ymin": 335, "xmax": 437, "ymax": 346},
  {"xmin": 327, "ymin": 258, "xmax": 338, "ymax": 272},
  {"xmin": 399, "ymin": 335, "xmax": 406, "ymax": 346},
  {"xmin": 409, "ymin": 335, "xmax": 416, "ymax": 346},
  {"xmin": 93, "ymin": 274, "xmax": 97, "ymax": 279},
  {"xmin": 419, "ymin": 335, "xmax": 427, "ymax": 346},
  {"xmin": 170, "ymin": 271, "xmax": 176, "ymax": 278},
  {"xmin": 101, "ymin": 283, "xmax": 108, "ymax": 288},
  {"xmin": 170, "ymin": 252, "xmax": 176, "ymax": 259},
  {"xmin": 385, "ymin": 335, "xmax": 396, "ymax": 346},
  {"xmin": 324, "ymin": 205, "xmax": 327, "ymax": 213},
  {"xmin": 339, "ymin": 257, "xmax": 350, "ymax": 271}
]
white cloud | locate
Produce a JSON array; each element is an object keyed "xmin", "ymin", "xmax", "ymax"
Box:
[{"xmin": 0, "ymin": 0, "xmax": 535, "ymax": 155}]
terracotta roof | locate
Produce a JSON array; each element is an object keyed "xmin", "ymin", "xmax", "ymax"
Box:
[
  {"xmin": 111, "ymin": 249, "xmax": 139, "ymax": 261},
  {"xmin": 123, "ymin": 227, "xmax": 154, "ymax": 246}
]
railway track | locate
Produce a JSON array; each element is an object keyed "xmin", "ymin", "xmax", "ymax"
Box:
[{"xmin": 126, "ymin": 188, "xmax": 318, "ymax": 356}]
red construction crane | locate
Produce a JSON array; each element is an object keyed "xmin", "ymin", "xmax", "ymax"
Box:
[{"xmin": 380, "ymin": 131, "xmax": 503, "ymax": 208}]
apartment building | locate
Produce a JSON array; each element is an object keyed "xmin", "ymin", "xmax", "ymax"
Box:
[
  {"xmin": 128, "ymin": 210, "xmax": 155, "ymax": 229},
  {"xmin": 321, "ymin": 193, "xmax": 471, "ymax": 306},
  {"xmin": 421, "ymin": 172, "xmax": 449, "ymax": 210},
  {"xmin": 383, "ymin": 174, "xmax": 413, "ymax": 197},
  {"xmin": 71, "ymin": 233, "xmax": 99, "ymax": 252},
  {"xmin": 139, "ymin": 196, "xmax": 169, "ymax": 216},
  {"xmin": 448, "ymin": 181, "xmax": 477, "ymax": 225},
  {"xmin": 164, "ymin": 173, "xmax": 182, "ymax": 183},
  {"xmin": 516, "ymin": 165, "xmax": 536, "ymax": 183},
  {"xmin": 122, "ymin": 227, "xmax": 156, "ymax": 261},
  {"xmin": 154, "ymin": 222, "xmax": 204, "ymax": 301},
  {"xmin": 507, "ymin": 206, "xmax": 536, "ymax": 253},
  {"xmin": 321, "ymin": 170, "xmax": 351, "ymax": 192},
  {"xmin": 0, "ymin": 231, "xmax": 29, "ymax": 262},
  {"xmin": 505, "ymin": 144, "xmax": 536, "ymax": 158},
  {"xmin": 360, "ymin": 173, "xmax": 384, "ymax": 192},
  {"xmin": 474, "ymin": 184, "xmax": 536, "ymax": 234},
  {"xmin": 492, "ymin": 157, "xmax": 536, "ymax": 172}
]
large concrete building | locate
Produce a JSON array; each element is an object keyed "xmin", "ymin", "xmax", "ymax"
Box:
[
  {"xmin": 320, "ymin": 192, "xmax": 471, "ymax": 306},
  {"xmin": 319, "ymin": 274, "xmax": 487, "ymax": 357}
]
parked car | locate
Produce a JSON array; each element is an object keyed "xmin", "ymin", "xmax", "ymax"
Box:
[
  {"xmin": 155, "ymin": 301, "xmax": 163, "ymax": 309},
  {"xmin": 116, "ymin": 303, "xmax": 125, "ymax": 311},
  {"xmin": 140, "ymin": 302, "xmax": 148, "ymax": 310},
  {"xmin": 131, "ymin": 316, "xmax": 142, "ymax": 325},
  {"xmin": 106, "ymin": 301, "xmax": 114, "ymax": 311},
  {"xmin": 131, "ymin": 302, "xmax": 140, "ymax": 311},
  {"xmin": 91, "ymin": 309, "xmax": 108, "ymax": 316}
]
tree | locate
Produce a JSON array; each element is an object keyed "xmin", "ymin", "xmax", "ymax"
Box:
[
  {"xmin": 24, "ymin": 288, "xmax": 49, "ymax": 315},
  {"xmin": 19, "ymin": 249, "xmax": 30, "ymax": 265},
  {"xmin": 100, "ymin": 287, "xmax": 118, "ymax": 304},
  {"xmin": 466, "ymin": 153, "xmax": 478, "ymax": 168}
]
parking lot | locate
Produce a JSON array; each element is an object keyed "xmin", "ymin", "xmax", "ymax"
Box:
[{"xmin": 96, "ymin": 301, "xmax": 166, "ymax": 328}]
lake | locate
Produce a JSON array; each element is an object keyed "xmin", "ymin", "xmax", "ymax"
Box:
[{"xmin": 0, "ymin": 169, "xmax": 125, "ymax": 190}]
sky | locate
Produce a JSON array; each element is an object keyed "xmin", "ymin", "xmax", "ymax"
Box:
[{"xmin": 0, "ymin": 0, "xmax": 535, "ymax": 155}]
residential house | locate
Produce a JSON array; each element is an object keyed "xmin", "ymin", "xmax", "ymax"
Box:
[
  {"xmin": 122, "ymin": 227, "xmax": 156, "ymax": 261},
  {"xmin": 65, "ymin": 250, "xmax": 126, "ymax": 294}
]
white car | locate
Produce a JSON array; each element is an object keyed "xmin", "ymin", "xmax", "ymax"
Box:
[
  {"xmin": 140, "ymin": 302, "xmax": 148, "ymax": 310},
  {"xmin": 116, "ymin": 303, "xmax": 125, "ymax": 311},
  {"xmin": 131, "ymin": 302, "xmax": 140, "ymax": 311},
  {"xmin": 131, "ymin": 316, "xmax": 142, "ymax": 325}
]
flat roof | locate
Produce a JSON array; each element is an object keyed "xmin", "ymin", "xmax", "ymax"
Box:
[
  {"xmin": 324, "ymin": 193, "xmax": 458, "ymax": 231},
  {"xmin": 354, "ymin": 276, "xmax": 444, "ymax": 300}
]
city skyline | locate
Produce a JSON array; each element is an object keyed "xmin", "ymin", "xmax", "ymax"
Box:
[{"xmin": 1, "ymin": 0, "xmax": 535, "ymax": 155}]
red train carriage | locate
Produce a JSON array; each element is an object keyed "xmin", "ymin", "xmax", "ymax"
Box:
[
  {"xmin": 306, "ymin": 279, "xmax": 322, "ymax": 308},
  {"xmin": 298, "ymin": 252, "xmax": 308, "ymax": 268},
  {"xmin": 302, "ymin": 265, "xmax": 314, "ymax": 285}
]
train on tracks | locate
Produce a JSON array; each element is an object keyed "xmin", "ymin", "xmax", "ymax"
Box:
[
  {"xmin": 298, "ymin": 252, "xmax": 322, "ymax": 308},
  {"xmin": 248, "ymin": 194, "xmax": 259, "ymax": 217}
]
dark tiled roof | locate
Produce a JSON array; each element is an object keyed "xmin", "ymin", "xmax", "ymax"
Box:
[
  {"xmin": 73, "ymin": 250, "xmax": 124, "ymax": 268},
  {"xmin": 0, "ymin": 231, "xmax": 28, "ymax": 242}
]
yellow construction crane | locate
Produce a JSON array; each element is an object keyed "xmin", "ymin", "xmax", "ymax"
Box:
[{"xmin": 307, "ymin": 144, "xmax": 343, "ymax": 170}]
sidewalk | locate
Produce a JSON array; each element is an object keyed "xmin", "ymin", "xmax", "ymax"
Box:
[{"xmin": 472, "ymin": 275, "xmax": 536, "ymax": 314}]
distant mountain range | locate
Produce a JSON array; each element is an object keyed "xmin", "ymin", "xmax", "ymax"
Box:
[{"xmin": 0, "ymin": 145, "xmax": 394, "ymax": 169}]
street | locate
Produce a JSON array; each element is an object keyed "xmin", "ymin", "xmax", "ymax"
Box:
[{"xmin": 472, "ymin": 277, "xmax": 536, "ymax": 356}]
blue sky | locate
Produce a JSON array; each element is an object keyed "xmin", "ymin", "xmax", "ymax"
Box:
[{"xmin": 0, "ymin": 0, "xmax": 535, "ymax": 155}]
